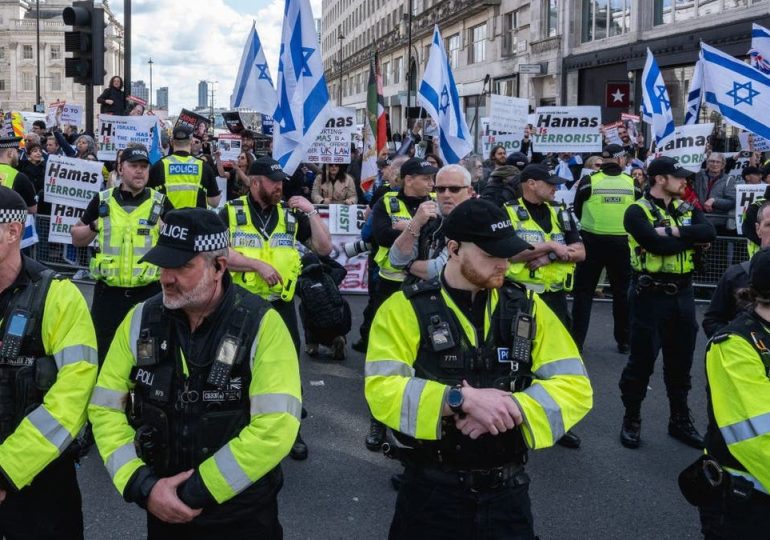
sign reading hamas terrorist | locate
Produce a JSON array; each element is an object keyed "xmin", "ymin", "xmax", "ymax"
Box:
[
  {"xmin": 43, "ymin": 154, "xmax": 103, "ymax": 209},
  {"xmin": 531, "ymin": 106, "xmax": 602, "ymax": 153}
]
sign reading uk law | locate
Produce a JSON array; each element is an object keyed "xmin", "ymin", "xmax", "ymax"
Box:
[{"xmin": 531, "ymin": 106, "xmax": 602, "ymax": 153}]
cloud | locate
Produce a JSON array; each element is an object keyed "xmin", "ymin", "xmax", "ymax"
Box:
[{"xmin": 108, "ymin": 0, "xmax": 323, "ymax": 114}]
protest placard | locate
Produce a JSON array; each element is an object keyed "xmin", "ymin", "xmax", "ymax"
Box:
[
  {"xmin": 489, "ymin": 95, "xmax": 528, "ymax": 135},
  {"xmin": 738, "ymin": 131, "xmax": 770, "ymax": 153},
  {"xmin": 480, "ymin": 134, "xmax": 522, "ymax": 156},
  {"xmin": 307, "ymin": 106, "xmax": 356, "ymax": 164},
  {"xmin": 217, "ymin": 133, "xmax": 242, "ymax": 166},
  {"xmin": 43, "ymin": 155, "xmax": 103, "ymax": 209},
  {"xmin": 531, "ymin": 106, "xmax": 602, "ymax": 153},
  {"xmin": 96, "ymin": 114, "xmax": 159, "ymax": 161},
  {"xmin": 60, "ymin": 103, "xmax": 83, "ymax": 128},
  {"xmin": 726, "ymin": 151, "xmax": 753, "ymax": 185},
  {"xmin": 603, "ymin": 121, "xmax": 624, "ymax": 145},
  {"xmin": 175, "ymin": 108, "xmax": 210, "ymax": 138},
  {"xmin": 655, "ymin": 123, "xmax": 713, "ymax": 173},
  {"xmin": 48, "ymin": 204, "xmax": 87, "ymax": 245},
  {"xmin": 319, "ymin": 205, "xmax": 369, "ymax": 293},
  {"xmin": 328, "ymin": 204, "xmax": 365, "ymax": 235},
  {"xmin": 222, "ymin": 112, "xmax": 246, "ymax": 134},
  {"xmin": 46, "ymin": 101, "xmax": 65, "ymax": 128},
  {"xmin": 735, "ymin": 184, "xmax": 768, "ymax": 233}
]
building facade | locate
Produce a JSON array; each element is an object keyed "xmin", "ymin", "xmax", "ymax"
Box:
[
  {"xmin": 321, "ymin": 0, "xmax": 770, "ymax": 150},
  {"xmin": 131, "ymin": 80, "xmax": 149, "ymax": 103},
  {"xmin": 157, "ymin": 86, "xmax": 168, "ymax": 110},
  {"xmin": 0, "ymin": 0, "xmax": 123, "ymax": 116},
  {"xmin": 198, "ymin": 80, "xmax": 208, "ymax": 109}
]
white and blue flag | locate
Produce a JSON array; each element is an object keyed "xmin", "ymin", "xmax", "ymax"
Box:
[
  {"xmin": 684, "ymin": 59, "xmax": 703, "ymax": 125},
  {"xmin": 749, "ymin": 23, "xmax": 770, "ymax": 74},
  {"xmin": 273, "ymin": 0, "xmax": 332, "ymax": 175},
  {"xmin": 417, "ymin": 25, "xmax": 472, "ymax": 164},
  {"xmin": 231, "ymin": 22, "xmax": 278, "ymax": 116},
  {"xmin": 641, "ymin": 48, "xmax": 675, "ymax": 144},
  {"xmin": 701, "ymin": 42, "xmax": 770, "ymax": 141}
]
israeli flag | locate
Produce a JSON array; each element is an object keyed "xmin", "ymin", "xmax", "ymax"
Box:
[
  {"xmin": 417, "ymin": 25, "xmax": 472, "ymax": 164},
  {"xmin": 273, "ymin": 0, "xmax": 332, "ymax": 175},
  {"xmin": 641, "ymin": 48, "xmax": 675, "ymax": 144},
  {"xmin": 148, "ymin": 117, "xmax": 164, "ymax": 164},
  {"xmin": 749, "ymin": 23, "xmax": 770, "ymax": 74},
  {"xmin": 231, "ymin": 22, "xmax": 278, "ymax": 116},
  {"xmin": 684, "ymin": 59, "xmax": 703, "ymax": 125},
  {"xmin": 701, "ymin": 42, "xmax": 770, "ymax": 141}
]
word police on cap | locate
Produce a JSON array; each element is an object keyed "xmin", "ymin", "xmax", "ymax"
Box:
[
  {"xmin": 161, "ymin": 223, "xmax": 189, "ymax": 240},
  {"xmin": 490, "ymin": 219, "xmax": 513, "ymax": 232}
]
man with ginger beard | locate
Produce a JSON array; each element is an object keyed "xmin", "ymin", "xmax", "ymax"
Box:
[{"xmin": 365, "ymin": 198, "xmax": 592, "ymax": 539}]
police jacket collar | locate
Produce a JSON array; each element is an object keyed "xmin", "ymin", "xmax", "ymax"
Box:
[
  {"xmin": 398, "ymin": 189, "xmax": 431, "ymax": 207},
  {"xmin": 164, "ymin": 272, "xmax": 233, "ymax": 335},
  {"xmin": 172, "ymin": 151, "xmax": 192, "ymax": 158}
]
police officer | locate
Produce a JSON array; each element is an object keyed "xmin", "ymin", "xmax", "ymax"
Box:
[
  {"xmin": 365, "ymin": 198, "xmax": 592, "ymax": 538},
  {"xmin": 741, "ymin": 169, "xmax": 770, "ymax": 259},
  {"xmin": 89, "ymin": 208, "xmax": 301, "ymax": 539},
  {"xmin": 149, "ymin": 127, "xmax": 221, "ymax": 209},
  {"xmin": 571, "ymin": 144, "xmax": 640, "ymax": 353},
  {"xmin": 620, "ymin": 157, "xmax": 716, "ymax": 449},
  {"xmin": 0, "ymin": 186, "xmax": 97, "ymax": 538},
  {"xmin": 0, "ymin": 137, "xmax": 38, "ymax": 213},
  {"xmin": 72, "ymin": 146, "xmax": 173, "ymax": 363},
  {"xmin": 704, "ymin": 199, "xmax": 770, "ymax": 338},
  {"xmin": 220, "ymin": 156, "xmax": 332, "ymax": 460},
  {"xmin": 505, "ymin": 164, "xmax": 585, "ymax": 449},
  {"xmin": 365, "ymin": 157, "xmax": 438, "ymax": 450},
  {"xmin": 692, "ymin": 247, "xmax": 770, "ymax": 537}
]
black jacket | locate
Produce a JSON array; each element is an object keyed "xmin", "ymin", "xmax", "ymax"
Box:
[
  {"xmin": 702, "ymin": 260, "xmax": 751, "ymax": 338},
  {"xmin": 96, "ymin": 87, "xmax": 126, "ymax": 115}
]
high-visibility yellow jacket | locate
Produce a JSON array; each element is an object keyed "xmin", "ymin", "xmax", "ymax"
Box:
[
  {"xmin": 0, "ymin": 163, "xmax": 19, "ymax": 190},
  {"xmin": 580, "ymin": 171, "xmax": 636, "ymax": 235},
  {"xmin": 706, "ymin": 325, "xmax": 770, "ymax": 494},
  {"xmin": 628, "ymin": 198, "xmax": 695, "ymax": 274},
  {"xmin": 0, "ymin": 264, "xmax": 97, "ymax": 490},
  {"xmin": 364, "ymin": 284, "xmax": 593, "ymax": 450},
  {"xmin": 161, "ymin": 154, "xmax": 205, "ymax": 209},
  {"xmin": 88, "ymin": 288, "xmax": 301, "ymax": 507},
  {"xmin": 374, "ymin": 193, "xmax": 413, "ymax": 282}
]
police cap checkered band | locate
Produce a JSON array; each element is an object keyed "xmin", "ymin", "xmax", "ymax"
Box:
[
  {"xmin": 0, "ymin": 137, "xmax": 22, "ymax": 149},
  {"xmin": 0, "ymin": 186, "xmax": 27, "ymax": 222},
  {"xmin": 138, "ymin": 208, "xmax": 229, "ymax": 268}
]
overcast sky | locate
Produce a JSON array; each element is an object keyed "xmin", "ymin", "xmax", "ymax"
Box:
[{"xmin": 108, "ymin": 0, "xmax": 323, "ymax": 113}]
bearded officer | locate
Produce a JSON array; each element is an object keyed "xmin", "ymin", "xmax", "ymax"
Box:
[
  {"xmin": 365, "ymin": 198, "xmax": 592, "ymax": 539},
  {"xmin": 89, "ymin": 208, "xmax": 301, "ymax": 538},
  {"xmin": 0, "ymin": 186, "xmax": 97, "ymax": 538}
]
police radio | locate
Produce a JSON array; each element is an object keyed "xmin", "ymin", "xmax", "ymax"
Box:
[
  {"xmin": 147, "ymin": 201, "xmax": 162, "ymax": 226},
  {"xmin": 208, "ymin": 335, "xmax": 242, "ymax": 388},
  {"xmin": 236, "ymin": 209, "xmax": 247, "ymax": 226},
  {"xmin": 510, "ymin": 312, "xmax": 534, "ymax": 364},
  {"xmin": 559, "ymin": 205, "xmax": 572, "ymax": 232},
  {"xmin": 515, "ymin": 205, "xmax": 529, "ymax": 221},
  {"xmin": 0, "ymin": 309, "xmax": 30, "ymax": 359}
]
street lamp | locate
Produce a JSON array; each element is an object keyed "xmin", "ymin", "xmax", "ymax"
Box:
[
  {"xmin": 206, "ymin": 80, "xmax": 218, "ymax": 130},
  {"xmin": 337, "ymin": 31, "xmax": 345, "ymax": 105},
  {"xmin": 148, "ymin": 57, "xmax": 154, "ymax": 111}
]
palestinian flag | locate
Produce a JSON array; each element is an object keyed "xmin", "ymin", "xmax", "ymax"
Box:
[{"xmin": 361, "ymin": 52, "xmax": 387, "ymax": 194}]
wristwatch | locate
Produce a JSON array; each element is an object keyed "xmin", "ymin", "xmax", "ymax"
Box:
[
  {"xmin": 305, "ymin": 209, "xmax": 319, "ymax": 217},
  {"xmin": 548, "ymin": 251, "xmax": 558, "ymax": 262},
  {"xmin": 447, "ymin": 385, "xmax": 464, "ymax": 415}
]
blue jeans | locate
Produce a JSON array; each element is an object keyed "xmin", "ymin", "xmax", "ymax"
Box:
[{"xmin": 389, "ymin": 468, "xmax": 535, "ymax": 540}]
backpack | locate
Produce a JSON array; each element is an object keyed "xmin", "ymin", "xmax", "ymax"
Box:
[{"xmin": 297, "ymin": 257, "xmax": 351, "ymax": 337}]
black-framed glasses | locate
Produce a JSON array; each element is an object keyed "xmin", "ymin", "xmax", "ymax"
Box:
[{"xmin": 435, "ymin": 185, "xmax": 467, "ymax": 193}]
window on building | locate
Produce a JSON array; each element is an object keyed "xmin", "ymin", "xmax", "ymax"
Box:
[
  {"xmin": 23, "ymin": 45, "xmax": 33, "ymax": 60},
  {"xmin": 394, "ymin": 57, "xmax": 402, "ymax": 84},
  {"xmin": 502, "ymin": 12, "xmax": 515, "ymax": 56},
  {"xmin": 545, "ymin": 0, "xmax": 558, "ymax": 37},
  {"xmin": 383, "ymin": 61, "xmax": 391, "ymax": 86},
  {"xmin": 447, "ymin": 34, "xmax": 461, "ymax": 68},
  {"xmin": 0, "ymin": 80, "xmax": 5, "ymax": 91},
  {"xmin": 582, "ymin": 0, "xmax": 630, "ymax": 43},
  {"xmin": 355, "ymin": 72, "xmax": 361, "ymax": 94},
  {"xmin": 654, "ymin": 0, "xmax": 760, "ymax": 25},
  {"xmin": 50, "ymin": 45, "xmax": 61, "ymax": 60},
  {"xmin": 22, "ymin": 72, "xmax": 33, "ymax": 92},
  {"xmin": 470, "ymin": 24, "xmax": 486, "ymax": 64},
  {"xmin": 0, "ymin": 47, "xmax": 5, "ymax": 60},
  {"xmin": 496, "ymin": 77, "xmax": 519, "ymax": 97},
  {"xmin": 51, "ymin": 72, "xmax": 61, "ymax": 92}
]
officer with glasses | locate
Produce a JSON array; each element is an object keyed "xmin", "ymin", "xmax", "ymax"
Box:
[{"xmin": 389, "ymin": 164, "xmax": 473, "ymax": 283}]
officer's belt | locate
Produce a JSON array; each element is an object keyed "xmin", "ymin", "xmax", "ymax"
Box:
[
  {"xmin": 405, "ymin": 463, "xmax": 528, "ymax": 492},
  {"xmin": 633, "ymin": 272, "xmax": 692, "ymax": 294}
]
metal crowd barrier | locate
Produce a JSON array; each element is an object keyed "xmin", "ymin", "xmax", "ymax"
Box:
[
  {"xmin": 30, "ymin": 215, "xmax": 90, "ymax": 276},
  {"xmin": 692, "ymin": 235, "xmax": 750, "ymax": 290}
]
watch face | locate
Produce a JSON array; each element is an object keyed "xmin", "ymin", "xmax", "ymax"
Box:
[{"xmin": 448, "ymin": 387, "xmax": 463, "ymax": 408}]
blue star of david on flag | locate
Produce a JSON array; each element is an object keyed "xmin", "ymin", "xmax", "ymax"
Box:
[
  {"xmin": 726, "ymin": 81, "xmax": 760, "ymax": 106},
  {"xmin": 656, "ymin": 86, "xmax": 671, "ymax": 110},
  {"xmin": 641, "ymin": 48, "xmax": 675, "ymax": 144},
  {"xmin": 439, "ymin": 86, "xmax": 450, "ymax": 114},
  {"xmin": 231, "ymin": 22, "xmax": 277, "ymax": 115},
  {"xmin": 256, "ymin": 63, "xmax": 272, "ymax": 84}
]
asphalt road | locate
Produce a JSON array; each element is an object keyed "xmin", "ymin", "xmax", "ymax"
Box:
[{"xmin": 75, "ymin": 287, "xmax": 709, "ymax": 540}]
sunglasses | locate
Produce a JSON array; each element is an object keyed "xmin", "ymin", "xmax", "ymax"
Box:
[{"xmin": 435, "ymin": 185, "xmax": 467, "ymax": 193}]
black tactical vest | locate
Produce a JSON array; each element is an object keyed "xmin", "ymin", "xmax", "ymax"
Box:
[
  {"xmin": 0, "ymin": 257, "xmax": 58, "ymax": 442},
  {"xmin": 128, "ymin": 286, "xmax": 269, "ymax": 476},
  {"xmin": 705, "ymin": 310, "xmax": 770, "ymax": 473},
  {"xmin": 395, "ymin": 278, "xmax": 533, "ymax": 469}
]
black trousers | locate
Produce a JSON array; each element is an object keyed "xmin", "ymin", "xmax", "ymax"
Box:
[
  {"xmin": 570, "ymin": 232, "xmax": 631, "ymax": 349},
  {"xmin": 389, "ymin": 468, "xmax": 535, "ymax": 540},
  {"xmin": 147, "ymin": 497, "xmax": 282, "ymax": 540},
  {"xmin": 539, "ymin": 291, "xmax": 571, "ymax": 331},
  {"xmin": 357, "ymin": 260, "xmax": 380, "ymax": 344},
  {"xmin": 91, "ymin": 281, "xmax": 161, "ymax": 364},
  {"xmin": 271, "ymin": 297, "xmax": 301, "ymax": 356},
  {"xmin": 699, "ymin": 490, "xmax": 770, "ymax": 539},
  {"xmin": 0, "ymin": 456, "xmax": 83, "ymax": 540},
  {"xmin": 619, "ymin": 280, "xmax": 698, "ymax": 416}
]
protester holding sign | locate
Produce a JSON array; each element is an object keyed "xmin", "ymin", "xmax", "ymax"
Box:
[
  {"xmin": 71, "ymin": 146, "xmax": 173, "ymax": 363},
  {"xmin": 97, "ymin": 76, "xmax": 127, "ymax": 116},
  {"xmin": 0, "ymin": 137, "xmax": 37, "ymax": 213}
]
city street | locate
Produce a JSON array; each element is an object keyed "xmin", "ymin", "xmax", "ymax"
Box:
[{"xmin": 76, "ymin": 290, "xmax": 709, "ymax": 539}]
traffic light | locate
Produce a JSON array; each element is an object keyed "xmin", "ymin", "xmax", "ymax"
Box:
[{"xmin": 62, "ymin": 1, "xmax": 105, "ymax": 86}]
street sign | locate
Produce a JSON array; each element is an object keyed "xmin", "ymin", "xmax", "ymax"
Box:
[{"xmin": 519, "ymin": 64, "xmax": 544, "ymax": 75}]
